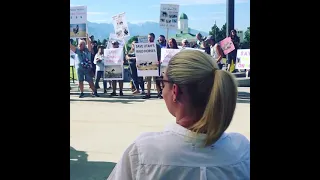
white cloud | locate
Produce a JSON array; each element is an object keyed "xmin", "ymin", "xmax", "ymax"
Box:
[
  {"xmin": 160, "ymin": 0, "xmax": 248, "ymax": 6},
  {"xmin": 87, "ymin": 12, "xmax": 108, "ymax": 15}
]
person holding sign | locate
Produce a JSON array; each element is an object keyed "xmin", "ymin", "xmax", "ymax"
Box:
[
  {"xmin": 227, "ymin": 30, "xmax": 240, "ymax": 72},
  {"xmin": 143, "ymin": 33, "xmax": 163, "ymax": 99},
  {"xmin": 70, "ymin": 34, "xmax": 99, "ymax": 98},
  {"xmin": 206, "ymin": 35, "xmax": 224, "ymax": 70},
  {"xmin": 110, "ymin": 41, "xmax": 124, "ymax": 96},
  {"xmin": 94, "ymin": 45, "xmax": 107, "ymax": 94},
  {"xmin": 126, "ymin": 41, "xmax": 145, "ymax": 95},
  {"xmin": 107, "ymin": 50, "xmax": 250, "ymax": 180},
  {"xmin": 157, "ymin": 35, "xmax": 167, "ymax": 48}
]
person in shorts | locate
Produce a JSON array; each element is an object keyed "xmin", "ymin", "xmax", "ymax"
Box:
[
  {"xmin": 70, "ymin": 34, "xmax": 99, "ymax": 98},
  {"xmin": 143, "ymin": 33, "xmax": 163, "ymax": 99}
]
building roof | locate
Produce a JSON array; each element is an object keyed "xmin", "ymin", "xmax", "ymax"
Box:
[
  {"xmin": 179, "ymin": 13, "xmax": 188, "ymax": 20},
  {"xmin": 169, "ymin": 33, "xmax": 197, "ymax": 42}
]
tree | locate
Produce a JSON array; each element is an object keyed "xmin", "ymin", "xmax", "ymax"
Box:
[
  {"xmin": 208, "ymin": 23, "xmax": 226, "ymax": 42},
  {"xmin": 126, "ymin": 36, "xmax": 138, "ymax": 52},
  {"xmin": 240, "ymin": 27, "xmax": 250, "ymax": 49},
  {"xmin": 244, "ymin": 27, "xmax": 250, "ymax": 43},
  {"xmin": 97, "ymin": 39, "xmax": 102, "ymax": 46},
  {"xmin": 218, "ymin": 23, "xmax": 227, "ymax": 42},
  {"xmin": 102, "ymin": 39, "xmax": 108, "ymax": 46},
  {"xmin": 209, "ymin": 24, "xmax": 220, "ymax": 40}
]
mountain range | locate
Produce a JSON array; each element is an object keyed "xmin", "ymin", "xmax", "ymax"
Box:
[{"xmin": 87, "ymin": 21, "xmax": 209, "ymax": 41}]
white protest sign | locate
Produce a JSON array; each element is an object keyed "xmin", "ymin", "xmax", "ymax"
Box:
[
  {"xmin": 107, "ymin": 33, "xmax": 125, "ymax": 49},
  {"xmin": 134, "ymin": 43, "xmax": 159, "ymax": 77},
  {"xmin": 236, "ymin": 49, "xmax": 250, "ymax": 69},
  {"xmin": 70, "ymin": 6, "xmax": 87, "ymax": 38},
  {"xmin": 138, "ymin": 36, "xmax": 148, "ymax": 43},
  {"xmin": 160, "ymin": 49, "xmax": 181, "ymax": 66},
  {"xmin": 159, "ymin": 4, "xmax": 179, "ymax": 29},
  {"xmin": 104, "ymin": 48, "xmax": 124, "ymax": 80},
  {"xmin": 112, "ymin": 12, "xmax": 130, "ymax": 39},
  {"xmin": 181, "ymin": 47, "xmax": 205, "ymax": 53}
]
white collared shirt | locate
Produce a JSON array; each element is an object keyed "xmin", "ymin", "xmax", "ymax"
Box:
[{"xmin": 107, "ymin": 123, "xmax": 250, "ymax": 180}]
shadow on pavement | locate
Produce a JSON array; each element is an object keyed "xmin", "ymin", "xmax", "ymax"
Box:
[
  {"xmin": 70, "ymin": 146, "xmax": 116, "ymax": 180},
  {"xmin": 237, "ymin": 91, "xmax": 250, "ymax": 104}
]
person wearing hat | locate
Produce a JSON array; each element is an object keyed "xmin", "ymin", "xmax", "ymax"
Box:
[
  {"xmin": 109, "ymin": 40, "xmax": 124, "ymax": 96},
  {"xmin": 201, "ymin": 37, "xmax": 211, "ymax": 55},
  {"xmin": 181, "ymin": 39, "xmax": 189, "ymax": 48},
  {"xmin": 206, "ymin": 35, "xmax": 224, "ymax": 70},
  {"xmin": 94, "ymin": 45, "xmax": 107, "ymax": 94}
]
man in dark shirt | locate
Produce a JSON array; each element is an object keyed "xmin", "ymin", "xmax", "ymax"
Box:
[
  {"xmin": 143, "ymin": 33, "xmax": 163, "ymax": 99},
  {"xmin": 91, "ymin": 40, "xmax": 98, "ymax": 77}
]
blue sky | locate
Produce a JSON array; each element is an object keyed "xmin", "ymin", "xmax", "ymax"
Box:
[{"xmin": 70, "ymin": 0, "xmax": 250, "ymax": 32}]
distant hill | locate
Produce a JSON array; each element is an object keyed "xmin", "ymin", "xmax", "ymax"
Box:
[{"xmin": 87, "ymin": 21, "xmax": 209, "ymax": 41}]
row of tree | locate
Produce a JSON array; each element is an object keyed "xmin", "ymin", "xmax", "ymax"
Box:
[{"xmin": 209, "ymin": 23, "xmax": 250, "ymax": 49}]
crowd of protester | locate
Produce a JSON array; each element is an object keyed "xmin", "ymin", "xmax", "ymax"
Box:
[{"xmin": 70, "ymin": 29, "xmax": 244, "ymax": 98}]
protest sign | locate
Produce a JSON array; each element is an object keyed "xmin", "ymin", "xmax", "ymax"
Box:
[
  {"xmin": 134, "ymin": 43, "xmax": 159, "ymax": 77},
  {"xmin": 112, "ymin": 12, "xmax": 130, "ymax": 39},
  {"xmin": 220, "ymin": 37, "xmax": 235, "ymax": 55},
  {"xmin": 107, "ymin": 33, "xmax": 125, "ymax": 49},
  {"xmin": 159, "ymin": 4, "xmax": 179, "ymax": 29},
  {"xmin": 104, "ymin": 48, "xmax": 124, "ymax": 80},
  {"xmin": 70, "ymin": 6, "xmax": 87, "ymax": 38},
  {"xmin": 138, "ymin": 36, "xmax": 148, "ymax": 43},
  {"xmin": 236, "ymin": 49, "xmax": 250, "ymax": 70}
]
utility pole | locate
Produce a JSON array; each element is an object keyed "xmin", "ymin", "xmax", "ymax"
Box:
[
  {"xmin": 226, "ymin": 0, "xmax": 235, "ymax": 70},
  {"xmin": 226, "ymin": 0, "xmax": 235, "ymax": 37}
]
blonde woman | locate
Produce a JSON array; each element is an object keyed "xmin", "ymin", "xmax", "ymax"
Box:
[{"xmin": 108, "ymin": 50, "xmax": 250, "ymax": 180}]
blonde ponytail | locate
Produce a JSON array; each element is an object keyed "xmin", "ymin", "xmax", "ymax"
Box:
[{"xmin": 190, "ymin": 70, "xmax": 238, "ymax": 146}]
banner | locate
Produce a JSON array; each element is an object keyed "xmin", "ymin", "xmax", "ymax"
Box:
[
  {"xmin": 112, "ymin": 12, "xmax": 130, "ymax": 39},
  {"xmin": 236, "ymin": 49, "xmax": 250, "ymax": 69},
  {"xmin": 134, "ymin": 43, "xmax": 159, "ymax": 77},
  {"xmin": 159, "ymin": 49, "xmax": 181, "ymax": 75},
  {"xmin": 138, "ymin": 36, "xmax": 148, "ymax": 43},
  {"xmin": 106, "ymin": 33, "xmax": 125, "ymax": 49},
  {"xmin": 220, "ymin": 37, "xmax": 235, "ymax": 55},
  {"xmin": 160, "ymin": 48, "xmax": 181, "ymax": 66},
  {"xmin": 160, "ymin": 4, "xmax": 179, "ymax": 29},
  {"xmin": 103, "ymin": 48, "xmax": 124, "ymax": 80},
  {"xmin": 70, "ymin": 6, "xmax": 87, "ymax": 38},
  {"xmin": 181, "ymin": 47, "xmax": 205, "ymax": 53}
]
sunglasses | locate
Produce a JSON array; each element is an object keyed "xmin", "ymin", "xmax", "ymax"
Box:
[{"xmin": 159, "ymin": 78, "xmax": 183, "ymax": 94}]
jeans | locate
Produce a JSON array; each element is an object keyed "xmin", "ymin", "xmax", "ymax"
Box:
[
  {"xmin": 95, "ymin": 71, "xmax": 107, "ymax": 90},
  {"xmin": 129, "ymin": 61, "xmax": 144, "ymax": 91}
]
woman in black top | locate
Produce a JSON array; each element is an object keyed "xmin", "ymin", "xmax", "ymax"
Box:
[
  {"xmin": 126, "ymin": 41, "xmax": 145, "ymax": 94},
  {"xmin": 167, "ymin": 38, "xmax": 179, "ymax": 49},
  {"xmin": 227, "ymin": 29, "xmax": 240, "ymax": 72}
]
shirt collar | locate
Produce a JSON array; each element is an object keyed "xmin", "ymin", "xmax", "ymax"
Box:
[{"xmin": 164, "ymin": 123, "xmax": 227, "ymax": 145}]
